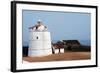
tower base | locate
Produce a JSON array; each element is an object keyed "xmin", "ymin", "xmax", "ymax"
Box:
[{"xmin": 28, "ymin": 49, "xmax": 52, "ymax": 57}]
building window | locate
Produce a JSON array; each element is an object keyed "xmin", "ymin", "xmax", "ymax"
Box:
[{"xmin": 36, "ymin": 36, "xmax": 38, "ymax": 39}]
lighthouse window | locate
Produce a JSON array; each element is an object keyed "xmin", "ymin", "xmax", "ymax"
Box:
[{"xmin": 36, "ymin": 36, "xmax": 38, "ymax": 39}]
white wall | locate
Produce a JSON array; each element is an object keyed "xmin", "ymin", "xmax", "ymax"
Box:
[{"xmin": 0, "ymin": 0, "xmax": 100, "ymax": 73}]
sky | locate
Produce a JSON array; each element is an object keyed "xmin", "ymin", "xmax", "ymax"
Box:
[{"xmin": 22, "ymin": 10, "xmax": 91, "ymax": 46}]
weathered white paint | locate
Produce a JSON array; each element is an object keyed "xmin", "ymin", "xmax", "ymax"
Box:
[
  {"xmin": 60, "ymin": 48, "xmax": 64, "ymax": 53},
  {"xmin": 28, "ymin": 21, "xmax": 52, "ymax": 57},
  {"xmin": 55, "ymin": 49, "xmax": 59, "ymax": 54}
]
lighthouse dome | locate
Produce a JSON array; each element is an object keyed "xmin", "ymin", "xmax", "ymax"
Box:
[{"xmin": 29, "ymin": 20, "xmax": 48, "ymax": 31}]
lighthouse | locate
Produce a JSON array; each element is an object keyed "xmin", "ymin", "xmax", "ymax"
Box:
[{"xmin": 28, "ymin": 20, "xmax": 52, "ymax": 57}]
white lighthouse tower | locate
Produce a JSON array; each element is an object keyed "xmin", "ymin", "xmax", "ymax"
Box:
[{"xmin": 28, "ymin": 20, "xmax": 52, "ymax": 57}]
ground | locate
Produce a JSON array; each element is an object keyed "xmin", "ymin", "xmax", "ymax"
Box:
[{"xmin": 23, "ymin": 52, "xmax": 90, "ymax": 62}]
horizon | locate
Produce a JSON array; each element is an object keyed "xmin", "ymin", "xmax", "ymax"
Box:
[{"xmin": 23, "ymin": 39, "xmax": 91, "ymax": 46}]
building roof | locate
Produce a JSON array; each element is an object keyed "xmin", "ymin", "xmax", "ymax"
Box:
[
  {"xmin": 63, "ymin": 40, "xmax": 81, "ymax": 45},
  {"xmin": 29, "ymin": 20, "xmax": 47, "ymax": 31}
]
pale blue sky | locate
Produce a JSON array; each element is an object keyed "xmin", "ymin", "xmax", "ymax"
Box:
[{"xmin": 22, "ymin": 10, "xmax": 91, "ymax": 46}]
